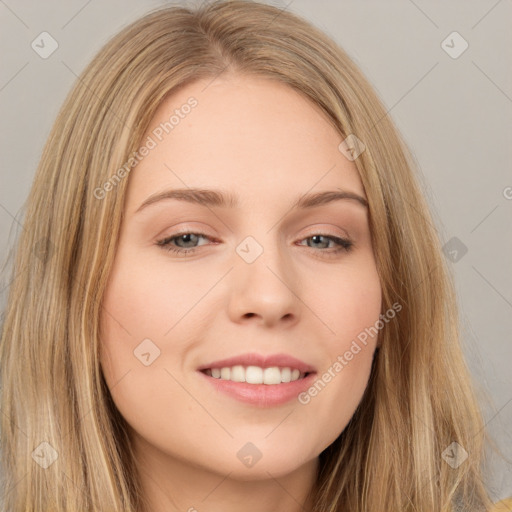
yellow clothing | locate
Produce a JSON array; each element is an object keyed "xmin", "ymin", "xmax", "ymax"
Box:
[{"xmin": 491, "ymin": 498, "xmax": 512, "ymax": 511}]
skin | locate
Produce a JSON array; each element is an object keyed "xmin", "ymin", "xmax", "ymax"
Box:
[{"xmin": 99, "ymin": 74, "xmax": 382, "ymax": 512}]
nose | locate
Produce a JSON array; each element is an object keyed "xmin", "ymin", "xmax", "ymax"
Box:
[{"xmin": 226, "ymin": 239, "xmax": 301, "ymax": 328}]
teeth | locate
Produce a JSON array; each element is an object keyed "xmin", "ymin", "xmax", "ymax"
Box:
[{"xmin": 204, "ymin": 365, "xmax": 306, "ymax": 384}]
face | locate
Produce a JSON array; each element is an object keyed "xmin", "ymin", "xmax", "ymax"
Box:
[{"xmin": 99, "ymin": 74, "xmax": 382, "ymax": 481}]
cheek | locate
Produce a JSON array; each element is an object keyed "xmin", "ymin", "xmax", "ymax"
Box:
[
  {"xmin": 297, "ymin": 257, "xmax": 381, "ymax": 451},
  {"xmin": 98, "ymin": 246, "xmax": 219, "ymax": 399},
  {"xmin": 97, "ymin": 253, "xmax": 198, "ymax": 441},
  {"xmin": 310, "ymin": 253, "xmax": 382, "ymax": 343},
  {"xmin": 99, "ymin": 244, "xmax": 218, "ymax": 360},
  {"xmin": 98, "ymin": 250, "xmax": 176, "ymax": 389},
  {"xmin": 324, "ymin": 257, "xmax": 381, "ymax": 388}
]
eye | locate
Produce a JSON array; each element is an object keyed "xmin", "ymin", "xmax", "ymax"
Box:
[
  {"xmin": 156, "ymin": 232, "xmax": 213, "ymax": 256},
  {"xmin": 156, "ymin": 231, "xmax": 354, "ymax": 257},
  {"xmin": 296, "ymin": 234, "xmax": 354, "ymax": 256}
]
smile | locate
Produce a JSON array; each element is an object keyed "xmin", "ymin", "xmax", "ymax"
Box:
[{"xmin": 202, "ymin": 365, "xmax": 309, "ymax": 385}]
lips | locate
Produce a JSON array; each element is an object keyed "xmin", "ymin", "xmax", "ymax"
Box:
[{"xmin": 196, "ymin": 352, "xmax": 316, "ymax": 374}]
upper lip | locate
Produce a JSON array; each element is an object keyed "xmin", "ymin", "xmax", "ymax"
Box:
[{"xmin": 197, "ymin": 352, "xmax": 316, "ymax": 373}]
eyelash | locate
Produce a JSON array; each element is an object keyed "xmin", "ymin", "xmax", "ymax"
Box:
[{"xmin": 156, "ymin": 231, "xmax": 354, "ymax": 257}]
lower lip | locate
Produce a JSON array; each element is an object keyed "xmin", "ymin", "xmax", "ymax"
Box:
[{"xmin": 197, "ymin": 370, "xmax": 317, "ymax": 407}]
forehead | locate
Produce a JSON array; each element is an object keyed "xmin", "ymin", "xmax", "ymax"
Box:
[{"xmin": 124, "ymin": 75, "xmax": 366, "ymax": 212}]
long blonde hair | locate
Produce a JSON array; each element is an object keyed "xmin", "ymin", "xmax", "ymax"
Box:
[{"xmin": 0, "ymin": 1, "xmax": 496, "ymax": 510}]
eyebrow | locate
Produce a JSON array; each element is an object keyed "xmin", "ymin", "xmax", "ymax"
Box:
[{"xmin": 135, "ymin": 187, "xmax": 369, "ymax": 213}]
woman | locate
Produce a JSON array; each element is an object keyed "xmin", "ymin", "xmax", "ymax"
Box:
[{"xmin": 0, "ymin": 1, "xmax": 510, "ymax": 511}]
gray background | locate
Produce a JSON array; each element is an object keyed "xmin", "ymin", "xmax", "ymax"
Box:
[{"xmin": 1, "ymin": 0, "xmax": 511, "ymax": 500}]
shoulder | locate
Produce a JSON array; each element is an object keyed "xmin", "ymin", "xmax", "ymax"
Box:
[{"xmin": 489, "ymin": 497, "xmax": 512, "ymax": 511}]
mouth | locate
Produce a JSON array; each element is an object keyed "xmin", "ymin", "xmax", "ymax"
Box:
[
  {"xmin": 197, "ymin": 366, "xmax": 317, "ymax": 407},
  {"xmin": 200, "ymin": 365, "xmax": 313, "ymax": 385}
]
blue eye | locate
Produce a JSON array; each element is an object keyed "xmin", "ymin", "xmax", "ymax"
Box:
[
  {"xmin": 297, "ymin": 234, "xmax": 353, "ymax": 253},
  {"xmin": 156, "ymin": 232, "xmax": 354, "ymax": 256},
  {"xmin": 156, "ymin": 232, "xmax": 211, "ymax": 255}
]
